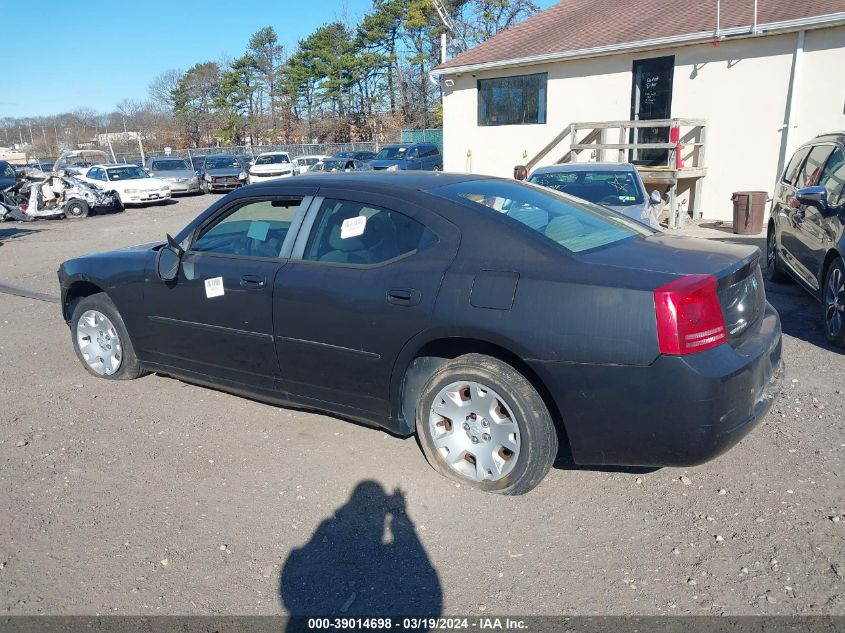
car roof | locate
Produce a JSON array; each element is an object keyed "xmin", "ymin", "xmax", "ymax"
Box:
[
  {"xmin": 256, "ymin": 151, "xmax": 290, "ymax": 156},
  {"xmin": 531, "ymin": 162, "xmax": 637, "ymax": 175},
  {"xmin": 240, "ymin": 171, "xmax": 489, "ymax": 193},
  {"xmin": 94, "ymin": 163, "xmax": 139, "ymax": 169},
  {"xmin": 809, "ymin": 131, "xmax": 845, "ymax": 145}
]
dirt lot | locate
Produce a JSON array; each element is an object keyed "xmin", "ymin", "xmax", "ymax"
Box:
[{"xmin": 0, "ymin": 195, "xmax": 843, "ymax": 616}]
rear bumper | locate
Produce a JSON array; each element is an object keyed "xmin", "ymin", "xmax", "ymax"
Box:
[{"xmin": 530, "ymin": 303, "xmax": 783, "ymax": 467}]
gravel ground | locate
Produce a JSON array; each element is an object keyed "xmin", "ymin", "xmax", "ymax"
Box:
[{"xmin": 0, "ymin": 195, "xmax": 843, "ymax": 616}]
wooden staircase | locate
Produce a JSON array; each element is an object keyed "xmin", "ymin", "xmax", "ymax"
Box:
[{"xmin": 523, "ymin": 118, "xmax": 707, "ymax": 229}]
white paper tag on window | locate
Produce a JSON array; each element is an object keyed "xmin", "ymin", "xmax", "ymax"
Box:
[
  {"xmin": 340, "ymin": 215, "xmax": 367, "ymax": 239},
  {"xmin": 204, "ymin": 276, "xmax": 224, "ymax": 298}
]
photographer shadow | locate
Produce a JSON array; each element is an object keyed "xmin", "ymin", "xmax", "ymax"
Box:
[{"xmin": 280, "ymin": 480, "xmax": 442, "ymax": 628}]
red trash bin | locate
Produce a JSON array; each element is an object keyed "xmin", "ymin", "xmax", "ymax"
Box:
[{"xmin": 731, "ymin": 191, "xmax": 768, "ymax": 235}]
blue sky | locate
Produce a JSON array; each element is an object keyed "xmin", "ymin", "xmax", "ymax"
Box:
[{"xmin": 3, "ymin": 0, "xmax": 557, "ymax": 119}]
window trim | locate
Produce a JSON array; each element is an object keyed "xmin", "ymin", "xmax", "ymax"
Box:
[
  {"xmin": 187, "ymin": 194, "xmax": 313, "ymax": 262},
  {"xmin": 783, "ymin": 146, "xmax": 812, "ymax": 186},
  {"xmin": 477, "ymin": 72, "xmax": 548, "ymax": 127},
  {"xmin": 796, "ymin": 143, "xmax": 836, "ymax": 189}
]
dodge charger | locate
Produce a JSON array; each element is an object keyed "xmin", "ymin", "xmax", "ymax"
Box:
[{"xmin": 58, "ymin": 173, "xmax": 784, "ymax": 494}]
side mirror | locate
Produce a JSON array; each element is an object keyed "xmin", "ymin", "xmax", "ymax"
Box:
[
  {"xmin": 796, "ymin": 186, "xmax": 829, "ymax": 212},
  {"xmin": 156, "ymin": 234, "xmax": 184, "ymax": 281},
  {"xmin": 650, "ymin": 190, "xmax": 663, "ymax": 205}
]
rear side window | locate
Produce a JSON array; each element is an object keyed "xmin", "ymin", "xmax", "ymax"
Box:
[
  {"xmin": 303, "ymin": 199, "xmax": 437, "ymax": 265},
  {"xmin": 434, "ymin": 179, "xmax": 652, "ymax": 254},
  {"xmin": 783, "ymin": 147, "xmax": 810, "ymax": 185},
  {"xmin": 797, "ymin": 145, "xmax": 835, "ymax": 188}
]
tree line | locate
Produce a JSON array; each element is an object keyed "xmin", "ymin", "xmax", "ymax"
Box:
[{"xmin": 1, "ymin": 0, "xmax": 538, "ymax": 156}]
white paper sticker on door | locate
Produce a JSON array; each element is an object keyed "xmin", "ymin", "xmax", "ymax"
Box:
[
  {"xmin": 205, "ymin": 276, "xmax": 224, "ymax": 298},
  {"xmin": 340, "ymin": 215, "xmax": 367, "ymax": 239}
]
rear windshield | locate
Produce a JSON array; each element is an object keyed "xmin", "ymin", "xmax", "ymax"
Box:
[
  {"xmin": 434, "ymin": 179, "xmax": 652, "ymax": 253},
  {"xmin": 255, "ymin": 154, "xmax": 290, "ymax": 165},
  {"xmin": 151, "ymin": 159, "xmax": 189, "ymax": 170},
  {"xmin": 529, "ymin": 170, "xmax": 644, "ymax": 206},
  {"xmin": 374, "ymin": 146, "xmax": 408, "ymax": 160}
]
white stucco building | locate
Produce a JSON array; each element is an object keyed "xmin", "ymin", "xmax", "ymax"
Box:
[{"xmin": 433, "ymin": 0, "xmax": 845, "ymax": 222}]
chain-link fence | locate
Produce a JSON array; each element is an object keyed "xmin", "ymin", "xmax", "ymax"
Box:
[
  {"xmin": 400, "ymin": 129, "xmax": 443, "ymax": 154},
  {"xmin": 110, "ymin": 141, "xmax": 381, "ymax": 167}
]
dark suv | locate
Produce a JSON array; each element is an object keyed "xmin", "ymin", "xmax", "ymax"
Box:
[
  {"xmin": 369, "ymin": 143, "xmax": 442, "ymax": 171},
  {"xmin": 768, "ymin": 132, "xmax": 845, "ymax": 345}
]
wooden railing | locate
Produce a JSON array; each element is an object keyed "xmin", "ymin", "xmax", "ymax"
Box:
[{"xmin": 525, "ymin": 118, "xmax": 707, "ymax": 172}]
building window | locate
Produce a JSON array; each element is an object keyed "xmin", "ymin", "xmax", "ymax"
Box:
[{"xmin": 477, "ymin": 73, "xmax": 547, "ymax": 126}]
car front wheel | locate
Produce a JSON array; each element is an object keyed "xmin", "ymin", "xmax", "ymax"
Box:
[
  {"xmin": 416, "ymin": 353, "xmax": 557, "ymax": 495},
  {"xmin": 70, "ymin": 293, "xmax": 145, "ymax": 380},
  {"xmin": 824, "ymin": 257, "xmax": 845, "ymax": 347}
]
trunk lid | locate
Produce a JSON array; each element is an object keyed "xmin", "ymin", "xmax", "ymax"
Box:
[{"xmin": 579, "ymin": 233, "xmax": 766, "ymax": 345}]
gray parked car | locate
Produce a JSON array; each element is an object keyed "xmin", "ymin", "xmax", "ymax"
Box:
[
  {"xmin": 197, "ymin": 154, "xmax": 247, "ymax": 193},
  {"xmin": 528, "ymin": 163, "xmax": 661, "ymax": 229},
  {"xmin": 144, "ymin": 157, "xmax": 200, "ymax": 195}
]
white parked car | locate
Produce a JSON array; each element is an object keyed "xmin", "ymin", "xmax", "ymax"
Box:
[
  {"xmin": 247, "ymin": 152, "xmax": 295, "ymax": 184},
  {"xmin": 80, "ymin": 164, "xmax": 171, "ymax": 207},
  {"xmin": 292, "ymin": 154, "xmax": 331, "ymax": 175}
]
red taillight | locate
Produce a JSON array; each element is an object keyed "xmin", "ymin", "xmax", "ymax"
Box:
[{"xmin": 654, "ymin": 274, "xmax": 727, "ymax": 355}]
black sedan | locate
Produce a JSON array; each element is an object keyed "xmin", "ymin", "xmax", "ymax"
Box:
[
  {"xmin": 59, "ymin": 173, "xmax": 783, "ymax": 495},
  {"xmin": 768, "ymin": 132, "xmax": 845, "ymax": 346}
]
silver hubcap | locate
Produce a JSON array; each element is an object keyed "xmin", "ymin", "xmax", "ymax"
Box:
[
  {"xmin": 428, "ymin": 381, "xmax": 520, "ymax": 482},
  {"xmin": 76, "ymin": 310, "xmax": 122, "ymax": 375},
  {"xmin": 825, "ymin": 265, "xmax": 845, "ymax": 337}
]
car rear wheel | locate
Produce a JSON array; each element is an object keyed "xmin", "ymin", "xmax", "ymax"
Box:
[
  {"xmin": 766, "ymin": 225, "xmax": 788, "ymax": 283},
  {"xmin": 416, "ymin": 353, "xmax": 557, "ymax": 495},
  {"xmin": 70, "ymin": 293, "xmax": 145, "ymax": 380},
  {"xmin": 823, "ymin": 257, "xmax": 845, "ymax": 347},
  {"xmin": 64, "ymin": 199, "xmax": 89, "ymax": 219}
]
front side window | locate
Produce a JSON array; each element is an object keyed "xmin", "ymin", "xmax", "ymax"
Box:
[
  {"xmin": 192, "ymin": 198, "xmax": 304, "ymax": 258},
  {"xmin": 478, "ymin": 73, "xmax": 547, "ymax": 126},
  {"xmin": 797, "ymin": 145, "xmax": 835, "ymax": 188},
  {"xmin": 819, "ymin": 147, "xmax": 845, "ymax": 208},
  {"xmin": 529, "ymin": 170, "xmax": 644, "ymax": 206},
  {"xmin": 434, "ymin": 179, "xmax": 652, "ymax": 254},
  {"xmin": 107, "ymin": 166, "xmax": 148, "ymax": 181},
  {"xmin": 783, "ymin": 147, "xmax": 810, "ymax": 185},
  {"xmin": 303, "ymin": 199, "xmax": 437, "ymax": 265}
]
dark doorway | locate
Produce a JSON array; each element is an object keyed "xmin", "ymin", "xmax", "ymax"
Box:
[{"xmin": 630, "ymin": 55, "xmax": 675, "ymax": 166}]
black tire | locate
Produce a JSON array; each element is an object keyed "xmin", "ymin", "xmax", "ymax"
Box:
[
  {"xmin": 765, "ymin": 224, "xmax": 788, "ymax": 283},
  {"xmin": 416, "ymin": 353, "xmax": 557, "ymax": 495},
  {"xmin": 64, "ymin": 198, "xmax": 89, "ymax": 219},
  {"xmin": 433, "ymin": 165, "xmax": 441, "ymax": 172},
  {"xmin": 112, "ymin": 192, "xmax": 124, "ymax": 212},
  {"xmin": 823, "ymin": 257, "xmax": 845, "ymax": 347},
  {"xmin": 69, "ymin": 293, "xmax": 146, "ymax": 380}
]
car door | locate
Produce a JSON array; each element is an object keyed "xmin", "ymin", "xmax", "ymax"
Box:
[
  {"xmin": 404, "ymin": 146, "xmax": 420, "ymax": 170},
  {"xmin": 775, "ymin": 146, "xmax": 812, "ymax": 279},
  {"xmin": 273, "ymin": 190, "xmax": 460, "ymax": 418},
  {"xmin": 800, "ymin": 146, "xmax": 845, "ymax": 285},
  {"xmin": 139, "ymin": 193, "xmax": 312, "ymax": 390},
  {"xmin": 790, "ymin": 144, "xmax": 837, "ymax": 287}
]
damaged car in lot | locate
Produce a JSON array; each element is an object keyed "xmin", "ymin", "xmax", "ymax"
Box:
[
  {"xmin": 79, "ymin": 164, "xmax": 171, "ymax": 208},
  {"xmin": 2, "ymin": 170, "xmax": 117, "ymax": 220},
  {"xmin": 58, "ymin": 173, "xmax": 783, "ymax": 495}
]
